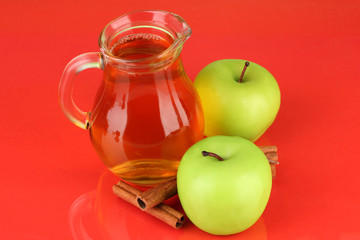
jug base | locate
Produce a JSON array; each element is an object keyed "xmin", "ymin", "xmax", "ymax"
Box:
[{"xmin": 110, "ymin": 159, "xmax": 180, "ymax": 186}]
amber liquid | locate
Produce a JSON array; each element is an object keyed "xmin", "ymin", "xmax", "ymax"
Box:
[{"xmin": 89, "ymin": 33, "xmax": 204, "ymax": 185}]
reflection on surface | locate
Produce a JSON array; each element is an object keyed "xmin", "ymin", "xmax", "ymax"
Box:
[
  {"xmin": 69, "ymin": 170, "xmax": 268, "ymax": 240},
  {"xmin": 69, "ymin": 191, "xmax": 103, "ymax": 240}
]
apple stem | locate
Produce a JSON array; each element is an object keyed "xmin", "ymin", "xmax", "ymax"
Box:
[
  {"xmin": 239, "ymin": 61, "xmax": 250, "ymax": 83},
  {"xmin": 202, "ymin": 151, "xmax": 224, "ymax": 161}
]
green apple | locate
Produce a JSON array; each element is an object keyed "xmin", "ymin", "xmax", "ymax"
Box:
[
  {"xmin": 177, "ymin": 135, "xmax": 272, "ymax": 235},
  {"xmin": 194, "ymin": 59, "xmax": 280, "ymax": 142}
]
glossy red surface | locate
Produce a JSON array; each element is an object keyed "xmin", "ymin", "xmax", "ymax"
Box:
[{"xmin": 1, "ymin": 0, "xmax": 360, "ymax": 239}]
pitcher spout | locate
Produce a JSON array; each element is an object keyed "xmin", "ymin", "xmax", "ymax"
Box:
[
  {"xmin": 98, "ymin": 10, "xmax": 192, "ymax": 73},
  {"xmin": 164, "ymin": 11, "xmax": 192, "ymax": 50}
]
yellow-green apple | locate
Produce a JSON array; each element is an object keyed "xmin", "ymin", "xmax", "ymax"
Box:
[
  {"xmin": 194, "ymin": 59, "xmax": 280, "ymax": 142},
  {"xmin": 177, "ymin": 135, "xmax": 272, "ymax": 235}
]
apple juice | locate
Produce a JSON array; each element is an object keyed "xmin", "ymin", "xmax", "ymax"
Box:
[{"xmin": 89, "ymin": 33, "xmax": 204, "ymax": 186}]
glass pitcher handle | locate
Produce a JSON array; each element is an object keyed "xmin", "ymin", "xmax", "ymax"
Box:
[{"xmin": 58, "ymin": 52, "xmax": 103, "ymax": 130}]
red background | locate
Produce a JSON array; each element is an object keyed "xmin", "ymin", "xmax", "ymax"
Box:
[{"xmin": 1, "ymin": 0, "xmax": 360, "ymax": 239}]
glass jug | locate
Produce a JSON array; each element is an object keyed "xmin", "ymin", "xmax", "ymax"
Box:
[{"xmin": 59, "ymin": 10, "xmax": 204, "ymax": 186}]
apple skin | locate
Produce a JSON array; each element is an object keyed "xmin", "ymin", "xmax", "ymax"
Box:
[
  {"xmin": 194, "ymin": 59, "xmax": 281, "ymax": 142},
  {"xmin": 177, "ymin": 136, "xmax": 272, "ymax": 235}
]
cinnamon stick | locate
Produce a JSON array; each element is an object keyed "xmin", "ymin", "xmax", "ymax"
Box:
[
  {"xmin": 270, "ymin": 163, "xmax": 277, "ymax": 178},
  {"xmin": 259, "ymin": 145, "xmax": 278, "ymax": 154},
  {"xmin": 136, "ymin": 178, "xmax": 177, "ymax": 210},
  {"xmin": 260, "ymin": 145, "xmax": 279, "ymax": 178},
  {"xmin": 265, "ymin": 152, "xmax": 278, "ymax": 163},
  {"xmin": 112, "ymin": 181, "xmax": 184, "ymax": 229}
]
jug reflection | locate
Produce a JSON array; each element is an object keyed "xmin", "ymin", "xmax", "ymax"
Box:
[{"xmin": 59, "ymin": 10, "xmax": 204, "ymax": 186}]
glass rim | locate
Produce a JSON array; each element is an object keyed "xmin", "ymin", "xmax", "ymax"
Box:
[{"xmin": 98, "ymin": 10, "xmax": 192, "ymax": 66}]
